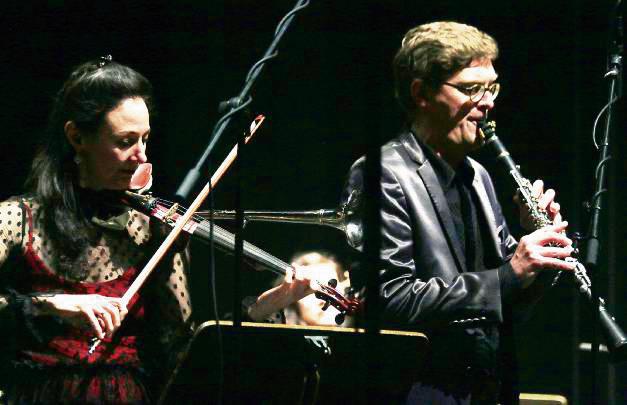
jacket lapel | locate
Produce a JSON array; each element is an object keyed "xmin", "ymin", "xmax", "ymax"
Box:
[
  {"xmin": 472, "ymin": 171, "xmax": 503, "ymax": 262},
  {"xmin": 401, "ymin": 132, "xmax": 468, "ymax": 273}
]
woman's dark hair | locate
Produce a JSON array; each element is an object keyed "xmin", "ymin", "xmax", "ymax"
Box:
[{"xmin": 26, "ymin": 57, "xmax": 154, "ymax": 279}]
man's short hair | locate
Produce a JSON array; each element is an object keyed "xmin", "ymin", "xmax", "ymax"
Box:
[{"xmin": 393, "ymin": 21, "xmax": 498, "ymax": 114}]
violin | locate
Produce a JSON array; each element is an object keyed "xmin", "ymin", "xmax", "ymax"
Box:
[{"xmin": 121, "ymin": 191, "xmax": 361, "ymax": 324}]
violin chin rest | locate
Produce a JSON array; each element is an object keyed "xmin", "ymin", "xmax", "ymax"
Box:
[{"xmin": 130, "ymin": 163, "xmax": 153, "ymax": 192}]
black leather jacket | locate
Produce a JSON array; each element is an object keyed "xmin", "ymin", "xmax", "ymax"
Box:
[
  {"xmin": 343, "ymin": 131, "xmax": 522, "ymax": 329},
  {"xmin": 342, "ymin": 130, "xmax": 558, "ymax": 403}
]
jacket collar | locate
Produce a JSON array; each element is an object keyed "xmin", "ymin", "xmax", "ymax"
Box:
[
  {"xmin": 400, "ymin": 129, "xmax": 504, "ymax": 269},
  {"xmin": 401, "ymin": 129, "xmax": 469, "ymax": 273},
  {"xmin": 399, "ymin": 130, "xmax": 428, "ymax": 165}
]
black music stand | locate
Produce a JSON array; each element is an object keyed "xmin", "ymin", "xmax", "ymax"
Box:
[{"xmin": 159, "ymin": 320, "xmax": 428, "ymax": 404}]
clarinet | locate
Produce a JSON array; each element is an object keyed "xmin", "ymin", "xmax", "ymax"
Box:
[{"xmin": 479, "ymin": 120, "xmax": 627, "ymax": 363}]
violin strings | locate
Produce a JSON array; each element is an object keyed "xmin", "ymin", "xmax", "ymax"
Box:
[
  {"xmin": 152, "ymin": 199, "xmax": 284, "ymax": 269},
  {"xmin": 154, "ymin": 198, "xmax": 229, "ymax": 225},
  {"xmin": 153, "ymin": 198, "xmax": 339, "ymax": 300},
  {"xmin": 155, "ymin": 198, "xmax": 206, "ymax": 223},
  {"xmin": 155, "ymin": 198, "xmax": 203, "ymax": 220},
  {"xmin": 195, "ymin": 220, "xmax": 290, "ymax": 276},
  {"xmin": 152, "ymin": 198, "xmax": 286, "ymax": 273}
]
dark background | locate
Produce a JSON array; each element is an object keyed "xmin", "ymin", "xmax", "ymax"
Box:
[{"xmin": 0, "ymin": 1, "xmax": 625, "ymax": 403}]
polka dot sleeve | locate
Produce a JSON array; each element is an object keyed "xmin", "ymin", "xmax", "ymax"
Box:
[
  {"xmin": 144, "ymin": 246, "xmax": 193, "ymax": 383},
  {"xmin": 143, "ymin": 216, "xmax": 193, "ymax": 353},
  {"xmin": 162, "ymin": 249, "xmax": 192, "ymax": 323},
  {"xmin": 0, "ymin": 198, "xmax": 24, "ymax": 265},
  {"xmin": 0, "ymin": 198, "xmax": 25, "ymax": 311}
]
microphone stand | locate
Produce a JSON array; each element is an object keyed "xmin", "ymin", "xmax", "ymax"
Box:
[
  {"xmin": 174, "ymin": 2, "xmax": 311, "ymax": 403},
  {"xmin": 582, "ymin": 1, "xmax": 622, "ymax": 402},
  {"xmin": 175, "ymin": 0, "xmax": 311, "ymax": 200}
]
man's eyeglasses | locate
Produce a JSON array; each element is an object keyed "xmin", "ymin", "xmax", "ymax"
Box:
[{"xmin": 442, "ymin": 82, "xmax": 500, "ymax": 102}]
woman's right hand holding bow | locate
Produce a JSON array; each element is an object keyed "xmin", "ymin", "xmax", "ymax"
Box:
[{"xmin": 34, "ymin": 294, "xmax": 128, "ymax": 339}]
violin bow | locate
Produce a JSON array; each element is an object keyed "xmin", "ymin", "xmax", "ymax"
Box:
[{"xmin": 89, "ymin": 115, "xmax": 265, "ymax": 354}]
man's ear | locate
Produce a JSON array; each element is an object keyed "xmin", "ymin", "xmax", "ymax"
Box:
[
  {"xmin": 410, "ymin": 79, "xmax": 429, "ymax": 109},
  {"xmin": 64, "ymin": 121, "xmax": 82, "ymax": 152}
]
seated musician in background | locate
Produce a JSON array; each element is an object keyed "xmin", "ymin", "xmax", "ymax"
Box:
[
  {"xmin": 246, "ymin": 250, "xmax": 354, "ymax": 326},
  {"xmin": 342, "ymin": 21, "xmax": 575, "ymax": 404},
  {"xmin": 243, "ymin": 251, "xmax": 342, "ymax": 325},
  {"xmin": 0, "ymin": 57, "xmax": 314, "ymax": 403},
  {"xmin": 283, "ymin": 251, "xmax": 353, "ymax": 327}
]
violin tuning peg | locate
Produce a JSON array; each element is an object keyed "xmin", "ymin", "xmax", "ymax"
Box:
[
  {"xmin": 328, "ymin": 278, "xmax": 338, "ymax": 288},
  {"xmin": 321, "ymin": 300, "xmax": 330, "ymax": 311},
  {"xmin": 335, "ymin": 313, "xmax": 345, "ymax": 325}
]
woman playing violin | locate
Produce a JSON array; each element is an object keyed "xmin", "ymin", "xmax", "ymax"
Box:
[
  {"xmin": 0, "ymin": 57, "xmax": 316, "ymax": 404},
  {"xmin": 0, "ymin": 57, "xmax": 192, "ymax": 403}
]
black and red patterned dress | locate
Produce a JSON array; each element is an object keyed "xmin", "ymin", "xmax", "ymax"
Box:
[{"xmin": 0, "ymin": 194, "xmax": 192, "ymax": 404}]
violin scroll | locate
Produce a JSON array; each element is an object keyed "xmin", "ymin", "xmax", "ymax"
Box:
[{"xmin": 313, "ymin": 279, "xmax": 361, "ymax": 320}]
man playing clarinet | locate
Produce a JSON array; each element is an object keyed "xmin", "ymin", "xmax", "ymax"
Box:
[{"xmin": 342, "ymin": 21, "xmax": 575, "ymax": 404}]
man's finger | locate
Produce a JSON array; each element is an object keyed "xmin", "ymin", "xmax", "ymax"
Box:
[
  {"xmin": 537, "ymin": 188, "xmax": 555, "ymax": 210},
  {"xmin": 532, "ymin": 180, "xmax": 544, "ymax": 198},
  {"xmin": 543, "ymin": 221, "xmax": 569, "ymax": 234},
  {"xmin": 538, "ymin": 246, "xmax": 574, "ymax": 259},
  {"xmin": 549, "ymin": 201, "xmax": 560, "ymax": 214},
  {"xmin": 541, "ymin": 257, "xmax": 576, "ymax": 271}
]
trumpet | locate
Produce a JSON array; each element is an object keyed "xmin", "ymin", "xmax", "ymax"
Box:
[{"xmin": 200, "ymin": 189, "xmax": 364, "ymax": 247}]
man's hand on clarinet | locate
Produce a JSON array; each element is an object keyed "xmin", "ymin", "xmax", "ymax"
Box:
[
  {"xmin": 515, "ymin": 179, "xmax": 562, "ymax": 231},
  {"xmin": 510, "ymin": 222, "xmax": 576, "ymax": 288}
]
